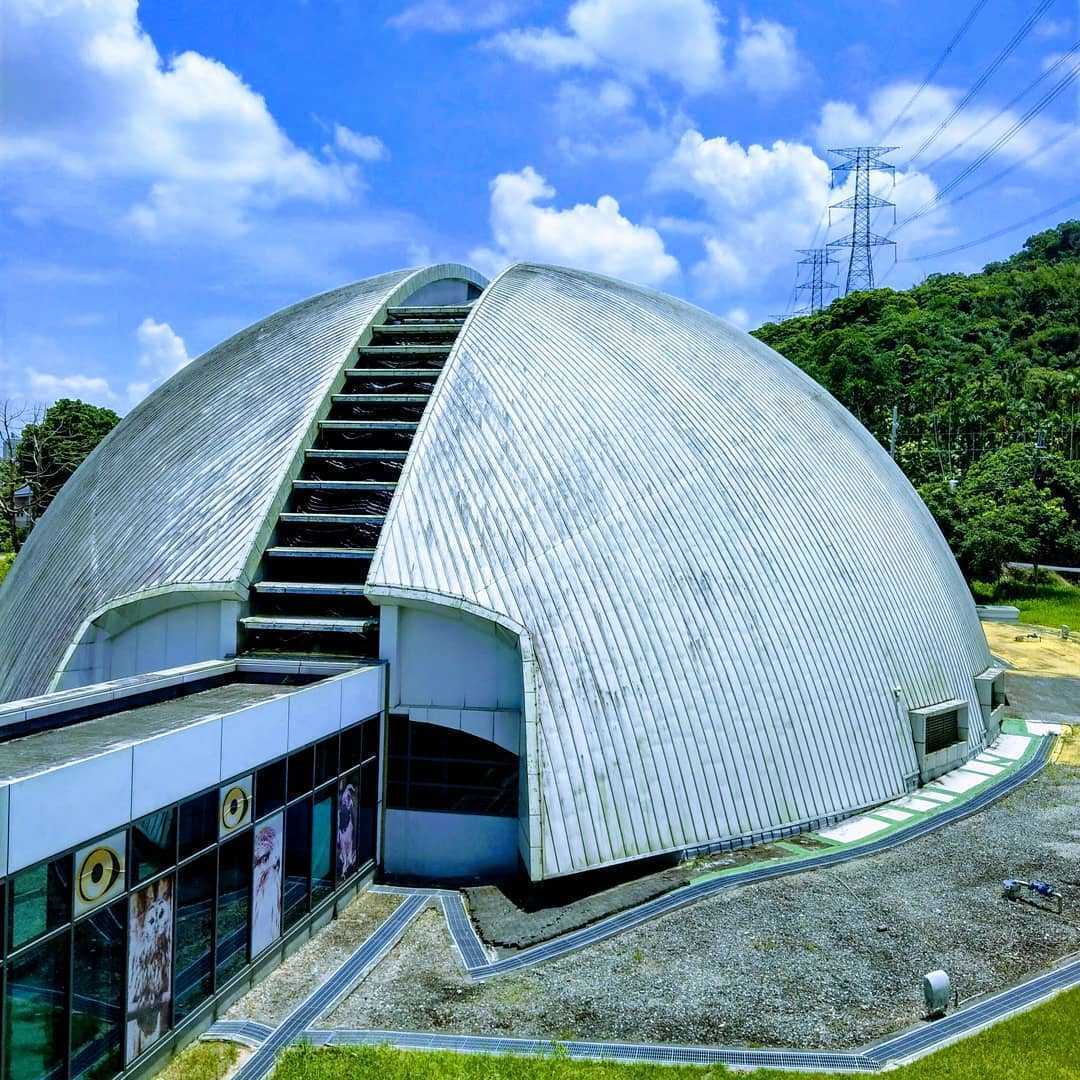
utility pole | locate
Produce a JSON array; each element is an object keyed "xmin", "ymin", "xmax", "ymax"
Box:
[
  {"xmin": 794, "ymin": 248, "xmax": 839, "ymax": 314},
  {"xmin": 1032, "ymin": 427, "xmax": 1047, "ymax": 583},
  {"xmin": 827, "ymin": 147, "xmax": 897, "ymax": 293}
]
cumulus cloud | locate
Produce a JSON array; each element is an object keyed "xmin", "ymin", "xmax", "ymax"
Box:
[
  {"xmin": 814, "ymin": 82, "xmax": 1071, "ymax": 170},
  {"xmin": 332, "ymin": 124, "xmax": 388, "ymax": 162},
  {"xmin": 653, "ymin": 130, "xmax": 944, "ymax": 297},
  {"xmin": 388, "ymin": 0, "xmax": 523, "ymax": 33},
  {"xmin": 491, "ymin": 0, "xmax": 725, "ymax": 93},
  {"xmin": 490, "ymin": 0, "xmax": 808, "ymax": 98},
  {"xmin": 731, "ymin": 17, "xmax": 806, "ymax": 98},
  {"xmin": 470, "ymin": 166, "xmax": 678, "ymax": 285},
  {"xmin": 127, "ymin": 318, "xmax": 191, "ymax": 403},
  {"xmin": 2, "ymin": 0, "xmax": 357, "ymax": 238},
  {"xmin": 27, "ymin": 371, "xmax": 119, "ymax": 405}
]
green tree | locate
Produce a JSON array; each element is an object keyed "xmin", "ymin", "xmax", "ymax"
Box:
[{"xmin": 1, "ymin": 397, "xmax": 119, "ymax": 552}]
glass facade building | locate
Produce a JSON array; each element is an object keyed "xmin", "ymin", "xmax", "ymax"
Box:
[{"xmin": 0, "ymin": 712, "xmax": 381, "ymax": 1080}]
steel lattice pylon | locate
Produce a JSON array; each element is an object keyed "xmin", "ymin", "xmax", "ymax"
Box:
[
  {"xmin": 827, "ymin": 147, "xmax": 897, "ymax": 293},
  {"xmin": 795, "ymin": 248, "xmax": 840, "ymax": 314}
]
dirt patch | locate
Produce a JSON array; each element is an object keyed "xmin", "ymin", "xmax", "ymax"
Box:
[
  {"xmin": 466, "ymin": 842, "xmax": 809, "ymax": 949},
  {"xmin": 985, "ymin": 621, "xmax": 1080, "ymax": 677},
  {"xmin": 1006, "ymin": 672, "xmax": 1080, "ymax": 728},
  {"xmin": 326, "ymin": 763, "xmax": 1080, "ymax": 1050},
  {"xmin": 224, "ymin": 891, "xmax": 401, "ymax": 1027}
]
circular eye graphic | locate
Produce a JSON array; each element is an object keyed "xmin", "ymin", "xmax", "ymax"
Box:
[
  {"xmin": 221, "ymin": 786, "xmax": 250, "ymax": 832},
  {"xmin": 78, "ymin": 846, "xmax": 121, "ymax": 904}
]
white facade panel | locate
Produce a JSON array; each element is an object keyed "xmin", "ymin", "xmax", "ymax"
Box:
[
  {"xmin": 131, "ymin": 717, "xmax": 222, "ymax": 817},
  {"xmin": 220, "ymin": 697, "xmax": 289, "ymax": 780},
  {"xmin": 287, "ymin": 679, "xmax": 343, "ymax": 750},
  {"xmin": 339, "ymin": 665, "xmax": 383, "ymax": 724},
  {"xmin": 383, "ymin": 808, "xmax": 518, "ymax": 879},
  {"xmin": 8, "ymin": 749, "xmax": 133, "ymax": 872}
]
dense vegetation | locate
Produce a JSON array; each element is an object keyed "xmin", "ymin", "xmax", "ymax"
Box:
[
  {"xmin": 267, "ymin": 983, "xmax": 1080, "ymax": 1079},
  {"xmin": 0, "ymin": 397, "xmax": 119, "ymax": 553},
  {"xmin": 755, "ymin": 222, "xmax": 1080, "ymax": 588}
]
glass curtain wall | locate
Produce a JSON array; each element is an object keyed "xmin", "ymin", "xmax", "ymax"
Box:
[{"xmin": 1, "ymin": 712, "xmax": 381, "ymax": 1080}]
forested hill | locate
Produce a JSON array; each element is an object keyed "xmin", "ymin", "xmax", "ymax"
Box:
[{"xmin": 753, "ymin": 221, "xmax": 1080, "ymax": 585}]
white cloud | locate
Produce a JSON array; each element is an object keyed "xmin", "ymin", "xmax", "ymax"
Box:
[
  {"xmin": 491, "ymin": 0, "xmax": 725, "ymax": 93},
  {"xmin": 491, "ymin": 1, "xmax": 809, "ymax": 98},
  {"xmin": 470, "ymin": 166, "xmax": 678, "ymax": 285},
  {"xmin": 2, "ymin": 0, "xmax": 357, "ymax": 238},
  {"xmin": 814, "ymin": 82, "xmax": 1070, "ymax": 170},
  {"xmin": 128, "ymin": 318, "xmax": 191, "ymax": 403},
  {"xmin": 732, "ymin": 17, "xmax": 805, "ymax": 97},
  {"xmin": 27, "ymin": 370, "xmax": 119, "ymax": 405},
  {"xmin": 723, "ymin": 306, "xmax": 751, "ymax": 329},
  {"xmin": 653, "ymin": 130, "xmax": 945, "ymax": 297},
  {"xmin": 388, "ymin": 0, "xmax": 523, "ymax": 33},
  {"xmin": 332, "ymin": 124, "xmax": 388, "ymax": 162}
]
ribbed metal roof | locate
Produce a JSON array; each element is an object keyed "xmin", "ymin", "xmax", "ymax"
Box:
[
  {"xmin": 0, "ymin": 267, "xmax": 463, "ymax": 700},
  {"xmin": 368, "ymin": 263, "xmax": 993, "ymax": 879}
]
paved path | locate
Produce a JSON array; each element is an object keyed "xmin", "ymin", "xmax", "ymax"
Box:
[
  {"xmin": 209, "ymin": 735, "xmax": 1072, "ymax": 1074},
  {"xmin": 230, "ymin": 893, "xmax": 428, "ymax": 1080}
]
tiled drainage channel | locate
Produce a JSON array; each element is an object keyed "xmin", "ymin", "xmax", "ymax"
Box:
[
  {"xmin": 210, "ymin": 737, "xmax": 1060, "ymax": 1076},
  {"xmin": 229, "ymin": 894, "xmax": 427, "ymax": 1080}
]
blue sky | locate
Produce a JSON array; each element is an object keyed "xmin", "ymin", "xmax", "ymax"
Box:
[{"xmin": 2, "ymin": 0, "xmax": 1077, "ymax": 413}]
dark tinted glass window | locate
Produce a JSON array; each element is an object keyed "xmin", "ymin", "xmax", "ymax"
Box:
[
  {"xmin": 358, "ymin": 759, "xmax": 378, "ymax": 868},
  {"xmin": 179, "ymin": 790, "xmax": 217, "ymax": 860},
  {"xmin": 283, "ymin": 799, "xmax": 311, "ymax": 932},
  {"xmin": 287, "ymin": 746, "xmax": 314, "ymax": 802},
  {"xmin": 131, "ymin": 807, "xmax": 176, "ymax": 883},
  {"xmin": 314, "ymin": 735, "xmax": 339, "ymax": 787},
  {"xmin": 216, "ymin": 833, "xmax": 251, "ymax": 985},
  {"xmin": 361, "ymin": 717, "xmax": 379, "ymax": 761},
  {"xmin": 387, "ymin": 718, "xmax": 518, "ymax": 818},
  {"xmin": 9, "ymin": 854, "xmax": 72, "ymax": 950},
  {"xmin": 175, "ymin": 851, "xmax": 216, "ymax": 1022},
  {"xmin": 4, "ymin": 929, "xmax": 69, "ymax": 1080},
  {"xmin": 72, "ymin": 899, "xmax": 125, "ymax": 1080},
  {"xmin": 311, "ymin": 792, "xmax": 334, "ymax": 908},
  {"xmin": 341, "ymin": 722, "xmax": 364, "ymax": 771},
  {"xmin": 256, "ymin": 758, "xmax": 286, "ymax": 819}
]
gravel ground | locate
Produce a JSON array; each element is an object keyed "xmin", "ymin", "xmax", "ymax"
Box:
[
  {"xmin": 320, "ymin": 762, "xmax": 1080, "ymax": 1049},
  {"xmin": 224, "ymin": 891, "xmax": 401, "ymax": 1027}
]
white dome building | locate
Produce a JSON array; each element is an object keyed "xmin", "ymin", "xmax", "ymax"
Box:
[{"xmin": 0, "ymin": 262, "xmax": 1002, "ymax": 884}]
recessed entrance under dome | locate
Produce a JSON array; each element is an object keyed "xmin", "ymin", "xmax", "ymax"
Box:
[{"xmin": 382, "ymin": 715, "xmax": 521, "ymax": 881}]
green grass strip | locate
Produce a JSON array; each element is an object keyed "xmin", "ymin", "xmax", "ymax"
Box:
[{"xmin": 267, "ymin": 984, "xmax": 1080, "ymax": 1079}]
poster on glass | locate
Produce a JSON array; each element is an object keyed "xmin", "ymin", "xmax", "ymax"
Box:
[
  {"xmin": 126, "ymin": 876, "xmax": 174, "ymax": 1062},
  {"xmin": 337, "ymin": 772, "xmax": 359, "ymax": 879},
  {"xmin": 251, "ymin": 810, "xmax": 283, "ymax": 956}
]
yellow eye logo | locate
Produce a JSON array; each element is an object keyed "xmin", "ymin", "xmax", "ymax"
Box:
[
  {"xmin": 78, "ymin": 846, "xmax": 122, "ymax": 904},
  {"xmin": 221, "ymin": 785, "xmax": 250, "ymax": 832}
]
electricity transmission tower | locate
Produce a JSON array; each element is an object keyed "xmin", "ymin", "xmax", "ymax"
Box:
[
  {"xmin": 827, "ymin": 147, "xmax": 898, "ymax": 293},
  {"xmin": 794, "ymin": 248, "xmax": 839, "ymax": 314}
]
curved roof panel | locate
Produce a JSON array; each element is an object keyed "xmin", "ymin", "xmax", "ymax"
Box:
[
  {"xmin": 0, "ymin": 268, "xmax": 421, "ymax": 700},
  {"xmin": 368, "ymin": 263, "xmax": 992, "ymax": 878}
]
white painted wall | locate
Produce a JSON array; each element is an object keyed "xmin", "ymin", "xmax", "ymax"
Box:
[
  {"xmin": 389, "ymin": 605, "xmax": 523, "ymax": 712},
  {"xmin": 56, "ymin": 600, "xmax": 240, "ymax": 691},
  {"xmin": 383, "ymin": 809, "xmax": 518, "ymax": 879}
]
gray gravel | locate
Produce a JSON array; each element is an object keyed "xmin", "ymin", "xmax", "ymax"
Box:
[
  {"xmin": 224, "ymin": 891, "xmax": 401, "ymax": 1027},
  {"xmin": 320, "ymin": 762, "xmax": 1080, "ymax": 1049}
]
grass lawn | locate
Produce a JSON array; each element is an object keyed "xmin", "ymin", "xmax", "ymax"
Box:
[
  {"xmin": 268, "ymin": 985, "xmax": 1080, "ymax": 1080},
  {"xmin": 157, "ymin": 1040, "xmax": 239, "ymax": 1080},
  {"xmin": 979, "ymin": 573, "xmax": 1080, "ymax": 630}
]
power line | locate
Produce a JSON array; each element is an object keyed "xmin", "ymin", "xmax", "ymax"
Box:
[
  {"xmin": 920, "ymin": 38, "xmax": 1080, "ymax": 174},
  {"xmin": 906, "ymin": 0, "xmax": 1055, "ymax": 164},
  {"xmin": 878, "ymin": 0, "xmax": 993, "ymax": 141},
  {"xmin": 903, "ymin": 193, "xmax": 1080, "ymax": 261},
  {"xmin": 894, "ymin": 56, "xmax": 1080, "ymax": 232}
]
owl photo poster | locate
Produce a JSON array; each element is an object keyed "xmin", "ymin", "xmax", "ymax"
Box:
[{"xmin": 126, "ymin": 876, "xmax": 174, "ymax": 1062}]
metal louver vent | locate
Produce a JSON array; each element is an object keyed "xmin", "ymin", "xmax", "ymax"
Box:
[{"xmin": 924, "ymin": 710, "xmax": 960, "ymax": 753}]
